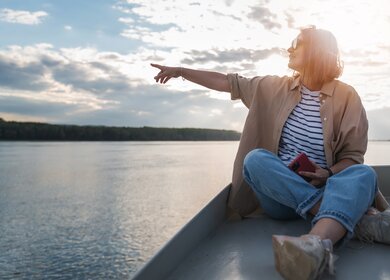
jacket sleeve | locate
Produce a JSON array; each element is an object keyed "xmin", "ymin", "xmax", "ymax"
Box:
[
  {"xmin": 227, "ymin": 73, "xmax": 262, "ymax": 109},
  {"xmin": 335, "ymin": 88, "xmax": 368, "ymax": 164}
]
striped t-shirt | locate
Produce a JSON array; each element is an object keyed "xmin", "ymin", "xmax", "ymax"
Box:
[{"xmin": 278, "ymin": 85, "xmax": 327, "ymax": 167}]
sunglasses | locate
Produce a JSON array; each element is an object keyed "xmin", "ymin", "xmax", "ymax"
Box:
[
  {"xmin": 290, "ymin": 26, "xmax": 315, "ymax": 50},
  {"xmin": 291, "ymin": 37, "xmax": 302, "ymax": 50}
]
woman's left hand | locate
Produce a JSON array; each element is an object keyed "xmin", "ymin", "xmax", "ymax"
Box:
[{"xmin": 299, "ymin": 161, "xmax": 330, "ymax": 187}]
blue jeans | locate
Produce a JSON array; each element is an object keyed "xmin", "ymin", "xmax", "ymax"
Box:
[{"xmin": 243, "ymin": 149, "xmax": 377, "ymax": 241}]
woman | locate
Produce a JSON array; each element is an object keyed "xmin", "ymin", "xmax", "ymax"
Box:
[{"xmin": 151, "ymin": 27, "xmax": 389, "ymax": 280}]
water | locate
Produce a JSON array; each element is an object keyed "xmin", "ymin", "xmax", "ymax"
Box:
[
  {"xmin": 0, "ymin": 141, "xmax": 389, "ymax": 279},
  {"xmin": 0, "ymin": 141, "xmax": 237, "ymax": 279}
]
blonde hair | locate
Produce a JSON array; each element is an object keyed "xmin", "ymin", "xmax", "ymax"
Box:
[{"xmin": 300, "ymin": 27, "xmax": 343, "ymax": 86}]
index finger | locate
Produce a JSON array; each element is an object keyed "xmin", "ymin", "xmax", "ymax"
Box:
[{"xmin": 150, "ymin": 63, "xmax": 163, "ymax": 70}]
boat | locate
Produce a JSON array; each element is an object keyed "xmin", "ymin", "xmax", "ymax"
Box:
[{"xmin": 132, "ymin": 165, "xmax": 390, "ymax": 280}]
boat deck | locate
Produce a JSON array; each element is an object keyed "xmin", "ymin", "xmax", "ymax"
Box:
[
  {"xmin": 133, "ymin": 165, "xmax": 390, "ymax": 280},
  {"xmin": 168, "ymin": 216, "xmax": 390, "ymax": 280}
]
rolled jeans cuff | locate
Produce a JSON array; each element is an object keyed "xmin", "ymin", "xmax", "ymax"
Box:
[
  {"xmin": 296, "ymin": 188, "xmax": 324, "ymax": 219},
  {"xmin": 312, "ymin": 210, "xmax": 355, "ymax": 242}
]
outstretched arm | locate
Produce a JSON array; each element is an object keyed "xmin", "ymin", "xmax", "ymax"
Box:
[{"xmin": 151, "ymin": 63, "xmax": 230, "ymax": 92}]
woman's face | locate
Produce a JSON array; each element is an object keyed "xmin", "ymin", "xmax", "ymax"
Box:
[{"xmin": 288, "ymin": 35, "xmax": 305, "ymax": 72}]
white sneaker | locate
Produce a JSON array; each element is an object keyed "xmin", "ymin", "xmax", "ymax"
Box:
[
  {"xmin": 272, "ymin": 234, "xmax": 336, "ymax": 280},
  {"xmin": 354, "ymin": 209, "xmax": 390, "ymax": 244}
]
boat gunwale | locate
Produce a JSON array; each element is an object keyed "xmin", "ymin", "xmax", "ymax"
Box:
[{"xmin": 132, "ymin": 185, "xmax": 231, "ymax": 280}]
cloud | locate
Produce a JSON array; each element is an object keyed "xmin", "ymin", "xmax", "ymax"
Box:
[
  {"xmin": 118, "ymin": 17, "xmax": 134, "ymax": 24},
  {"xmin": 284, "ymin": 12, "xmax": 296, "ymax": 29},
  {"xmin": 115, "ymin": 0, "xmax": 286, "ymax": 51},
  {"xmin": 0, "ymin": 44, "xmax": 131, "ymax": 113},
  {"xmin": 0, "ymin": 82, "xmax": 248, "ymax": 131},
  {"xmin": 51, "ymin": 61, "xmax": 134, "ymax": 96},
  {"xmin": 0, "ymin": 43, "xmax": 248, "ymax": 130},
  {"xmin": 114, "ymin": 0, "xmax": 292, "ymax": 83},
  {"xmin": 0, "ymin": 57, "xmax": 51, "ymax": 91},
  {"xmin": 0, "ymin": 0, "xmax": 389, "ymax": 139},
  {"xmin": 182, "ymin": 47, "xmax": 283, "ymax": 64},
  {"xmin": 54, "ymin": 85, "xmax": 248, "ymax": 130},
  {"xmin": 341, "ymin": 48, "xmax": 388, "ymax": 67},
  {"xmin": 248, "ymin": 6, "xmax": 282, "ymax": 29},
  {"xmin": 64, "ymin": 25, "xmax": 72, "ymax": 31},
  {"xmin": 0, "ymin": 8, "xmax": 48, "ymax": 25},
  {"xmin": 0, "ymin": 44, "xmax": 143, "ymax": 95},
  {"xmin": 0, "ymin": 95, "xmax": 78, "ymax": 118}
]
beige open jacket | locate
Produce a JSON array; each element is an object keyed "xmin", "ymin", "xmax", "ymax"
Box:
[{"xmin": 226, "ymin": 73, "xmax": 374, "ymax": 216}]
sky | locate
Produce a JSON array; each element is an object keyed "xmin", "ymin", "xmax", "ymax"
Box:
[{"xmin": 0, "ymin": 0, "xmax": 389, "ymax": 140}]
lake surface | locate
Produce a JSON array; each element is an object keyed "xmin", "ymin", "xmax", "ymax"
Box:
[{"xmin": 0, "ymin": 141, "xmax": 389, "ymax": 279}]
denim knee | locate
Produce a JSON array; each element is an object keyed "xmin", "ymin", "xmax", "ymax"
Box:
[
  {"xmin": 347, "ymin": 163, "xmax": 376, "ymax": 175},
  {"xmin": 243, "ymin": 149, "xmax": 271, "ymax": 172},
  {"xmin": 348, "ymin": 164, "xmax": 378, "ymax": 194},
  {"xmin": 243, "ymin": 149, "xmax": 271, "ymax": 188}
]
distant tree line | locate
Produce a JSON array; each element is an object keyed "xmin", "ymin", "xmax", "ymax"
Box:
[{"xmin": 0, "ymin": 118, "xmax": 241, "ymax": 141}]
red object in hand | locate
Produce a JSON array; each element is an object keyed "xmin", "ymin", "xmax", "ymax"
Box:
[{"xmin": 288, "ymin": 152, "xmax": 316, "ymax": 181}]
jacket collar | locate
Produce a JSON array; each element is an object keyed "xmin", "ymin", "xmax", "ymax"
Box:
[
  {"xmin": 290, "ymin": 75, "xmax": 336, "ymax": 97},
  {"xmin": 320, "ymin": 80, "xmax": 336, "ymax": 96},
  {"xmin": 290, "ymin": 75, "xmax": 300, "ymax": 91}
]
